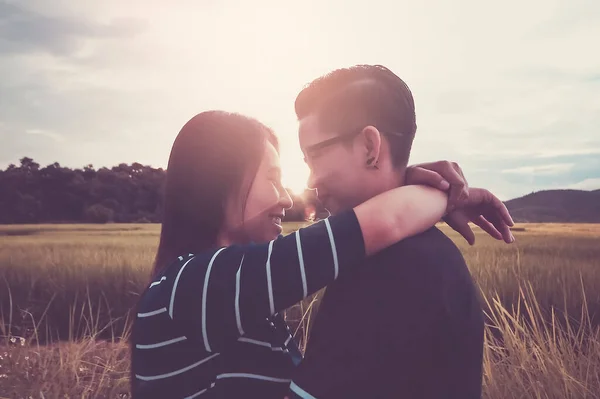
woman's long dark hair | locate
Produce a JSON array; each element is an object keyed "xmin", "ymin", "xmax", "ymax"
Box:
[{"xmin": 153, "ymin": 110, "xmax": 279, "ymax": 278}]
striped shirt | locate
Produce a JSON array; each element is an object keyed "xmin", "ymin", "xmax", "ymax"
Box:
[{"xmin": 130, "ymin": 210, "xmax": 365, "ymax": 398}]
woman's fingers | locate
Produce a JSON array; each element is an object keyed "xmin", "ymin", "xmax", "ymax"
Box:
[
  {"xmin": 444, "ymin": 210, "xmax": 475, "ymax": 245},
  {"xmin": 471, "ymin": 214, "xmax": 503, "ymax": 240}
]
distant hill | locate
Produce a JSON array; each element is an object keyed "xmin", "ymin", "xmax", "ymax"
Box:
[{"xmin": 505, "ymin": 189, "xmax": 600, "ymax": 223}]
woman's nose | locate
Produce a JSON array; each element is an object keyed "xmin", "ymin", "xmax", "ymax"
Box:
[{"xmin": 280, "ymin": 188, "xmax": 293, "ymax": 210}]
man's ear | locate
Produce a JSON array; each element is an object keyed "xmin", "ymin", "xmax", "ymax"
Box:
[{"xmin": 361, "ymin": 126, "xmax": 382, "ymax": 167}]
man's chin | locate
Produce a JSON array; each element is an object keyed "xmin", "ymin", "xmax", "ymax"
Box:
[
  {"xmin": 319, "ymin": 197, "xmax": 351, "ymax": 217},
  {"xmin": 326, "ymin": 201, "xmax": 358, "ymax": 217}
]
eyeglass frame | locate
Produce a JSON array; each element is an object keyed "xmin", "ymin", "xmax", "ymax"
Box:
[{"xmin": 303, "ymin": 127, "xmax": 406, "ymax": 165}]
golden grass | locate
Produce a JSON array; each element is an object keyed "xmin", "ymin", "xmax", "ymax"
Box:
[{"xmin": 1, "ymin": 223, "xmax": 600, "ymax": 398}]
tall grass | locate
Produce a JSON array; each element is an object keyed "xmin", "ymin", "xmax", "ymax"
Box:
[
  {"xmin": 1, "ymin": 223, "xmax": 599, "ymax": 398},
  {"xmin": 482, "ymin": 284, "xmax": 600, "ymax": 398}
]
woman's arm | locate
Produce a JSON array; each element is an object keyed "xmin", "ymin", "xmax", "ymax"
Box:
[
  {"xmin": 354, "ymin": 185, "xmax": 447, "ymax": 256},
  {"xmin": 147, "ymin": 185, "xmax": 447, "ymax": 352}
]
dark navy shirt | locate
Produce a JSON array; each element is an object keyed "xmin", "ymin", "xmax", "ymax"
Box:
[
  {"xmin": 289, "ymin": 227, "xmax": 485, "ymax": 399},
  {"xmin": 130, "ymin": 210, "xmax": 365, "ymax": 398}
]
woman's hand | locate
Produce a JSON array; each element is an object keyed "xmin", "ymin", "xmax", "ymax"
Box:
[
  {"xmin": 447, "ymin": 187, "xmax": 515, "ymax": 245},
  {"xmin": 406, "ymin": 161, "xmax": 515, "ymax": 245},
  {"xmin": 405, "ymin": 160, "xmax": 468, "ymax": 206}
]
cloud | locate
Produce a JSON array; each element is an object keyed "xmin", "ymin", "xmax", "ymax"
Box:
[
  {"xmin": 535, "ymin": 148, "xmax": 600, "ymax": 158},
  {"xmin": 566, "ymin": 178, "xmax": 600, "ymax": 191},
  {"xmin": 502, "ymin": 163, "xmax": 575, "ymax": 175},
  {"xmin": 25, "ymin": 129, "xmax": 65, "ymax": 142},
  {"xmin": 0, "ymin": 2, "xmax": 144, "ymax": 56}
]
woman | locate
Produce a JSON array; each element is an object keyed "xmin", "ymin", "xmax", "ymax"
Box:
[{"xmin": 130, "ymin": 111, "xmax": 463, "ymax": 398}]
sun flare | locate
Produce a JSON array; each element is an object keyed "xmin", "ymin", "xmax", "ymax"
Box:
[
  {"xmin": 281, "ymin": 159, "xmax": 309, "ymax": 195},
  {"xmin": 279, "ymin": 140, "xmax": 310, "ymax": 195}
]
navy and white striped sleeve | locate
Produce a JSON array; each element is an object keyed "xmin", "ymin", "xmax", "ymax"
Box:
[{"xmin": 166, "ymin": 209, "xmax": 365, "ymax": 352}]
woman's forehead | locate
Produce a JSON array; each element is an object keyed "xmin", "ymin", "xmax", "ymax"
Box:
[{"xmin": 262, "ymin": 141, "xmax": 281, "ymax": 170}]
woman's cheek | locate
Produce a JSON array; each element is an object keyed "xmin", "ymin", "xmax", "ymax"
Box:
[{"xmin": 258, "ymin": 181, "xmax": 279, "ymax": 209}]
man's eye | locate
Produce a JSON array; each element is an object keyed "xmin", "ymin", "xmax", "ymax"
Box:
[{"xmin": 307, "ymin": 150, "xmax": 324, "ymax": 161}]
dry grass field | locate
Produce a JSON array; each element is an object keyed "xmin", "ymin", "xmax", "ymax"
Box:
[{"xmin": 1, "ymin": 222, "xmax": 599, "ymax": 398}]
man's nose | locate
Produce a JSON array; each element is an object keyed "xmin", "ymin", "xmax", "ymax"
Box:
[{"xmin": 307, "ymin": 170, "xmax": 320, "ymax": 190}]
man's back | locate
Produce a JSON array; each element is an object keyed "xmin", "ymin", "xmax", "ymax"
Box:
[{"xmin": 289, "ymin": 227, "xmax": 484, "ymax": 399}]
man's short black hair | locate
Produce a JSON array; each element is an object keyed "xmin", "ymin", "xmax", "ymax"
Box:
[{"xmin": 295, "ymin": 64, "xmax": 417, "ymax": 168}]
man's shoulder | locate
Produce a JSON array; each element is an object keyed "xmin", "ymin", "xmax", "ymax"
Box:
[
  {"xmin": 324, "ymin": 227, "xmax": 467, "ymax": 298},
  {"xmin": 355, "ymin": 226, "xmax": 475, "ymax": 299},
  {"xmin": 380, "ymin": 226, "xmax": 465, "ymax": 265}
]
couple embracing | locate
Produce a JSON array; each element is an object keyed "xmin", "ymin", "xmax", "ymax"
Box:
[{"xmin": 130, "ymin": 64, "xmax": 514, "ymax": 399}]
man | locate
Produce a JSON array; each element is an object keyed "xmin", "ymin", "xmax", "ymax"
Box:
[{"xmin": 286, "ymin": 65, "xmax": 513, "ymax": 398}]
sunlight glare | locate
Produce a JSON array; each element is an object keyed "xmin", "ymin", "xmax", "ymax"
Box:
[
  {"xmin": 279, "ymin": 140, "xmax": 310, "ymax": 195},
  {"xmin": 281, "ymin": 159, "xmax": 309, "ymax": 195}
]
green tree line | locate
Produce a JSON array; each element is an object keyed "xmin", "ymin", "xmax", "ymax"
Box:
[{"xmin": 0, "ymin": 157, "xmax": 322, "ymax": 224}]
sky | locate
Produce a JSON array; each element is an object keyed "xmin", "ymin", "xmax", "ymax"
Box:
[{"xmin": 1, "ymin": 0, "xmax": 599, "ymax": 200}]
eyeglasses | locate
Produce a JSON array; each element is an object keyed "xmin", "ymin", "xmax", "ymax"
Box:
[{"xmin": 303, "ymin": 128, "xmax": 406, "ymax": 165}]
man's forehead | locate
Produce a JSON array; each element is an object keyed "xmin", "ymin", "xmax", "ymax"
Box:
[
  {"xmin": 298, "ymin": 114, "xmax": 318, "ymax": 133},
  {"xmin": 298, "ymin": 115, "xmax": 319, "ymax": 146},
  {"xmin": 298, "ymin": 114, "xmax": 333, "ymax": 148}
]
